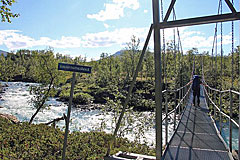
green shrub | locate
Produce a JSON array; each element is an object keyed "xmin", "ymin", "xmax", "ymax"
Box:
[
  {"xmin": 73, "ymin": 92, "xmax": 94, "ymax": 105},
  {"xmin": 0, "ymin": 117, "xmax": 155, "ymax": 159}
]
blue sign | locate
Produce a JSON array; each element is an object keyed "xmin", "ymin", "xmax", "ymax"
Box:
[{"xmin": 58, "ymin": 63, "xmax": 91, "ymax": 73}]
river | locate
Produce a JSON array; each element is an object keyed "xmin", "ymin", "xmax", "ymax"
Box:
[{"xmin": 0, "ymin": 82, "xmax": 177, "ymax": 146}]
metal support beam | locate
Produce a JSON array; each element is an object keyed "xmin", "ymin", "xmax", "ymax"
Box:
[
  {"xmin": 152, "ymin": 0, "xmax": 163, "ymax": 159},
  {"xmin": 224, "ymin": 0, "xmax": 237, "ymax": 13},
  {"xmin": 163, "ymin": 0, "xmax": 176, "ymax": 22},
  {"xmin": 158, "ymin": 12, "xmax": 240, "ymax": 29}
]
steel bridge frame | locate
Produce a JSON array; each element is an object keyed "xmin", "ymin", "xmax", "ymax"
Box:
[{"xmin": 152, "ymin": 0, "xmax": 240, "ymax": 159}]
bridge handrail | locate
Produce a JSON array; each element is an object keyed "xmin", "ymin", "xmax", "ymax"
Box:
[
  {"xmin": 165, "ymin": 81, "xmax": 192, "ymax": 93},
  {"xmin": 204, "ymin": 82, "xmax": 240, "ymax": 95},
  {"xmin": 161, "ymin": 80, "xmax": 192, "ymax": 146},
  {"xmin": 162, "ymin": 86, "xmax": 191, "ymax": 121},
  {"xmin": 161, "ymin": 80, "xmax": 192, "ymax": 121},
  {"xmin": 203, "ymin": 83, "xmax": 240, "ymax": 153},
  {"xmin": 231, "ymin": 90, "xmax": 240, "ymax": 95},
  {"xmin": 203, "ymin": 86, "xmax": 239, "ymax": 128}
]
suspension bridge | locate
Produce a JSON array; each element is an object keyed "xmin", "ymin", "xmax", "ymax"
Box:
[{"xmin": 103, "ymin": 0, "xmax": 240, "ymax": 160}]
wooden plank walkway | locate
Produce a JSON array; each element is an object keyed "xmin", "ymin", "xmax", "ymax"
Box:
[{"xmin": 162, "ymin": 87, "xmax": 232, "ymax": 160}]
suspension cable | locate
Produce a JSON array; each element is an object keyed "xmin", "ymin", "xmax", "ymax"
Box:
[
  {"xmin": 160, "ymin": 0, "xmax": 166, "ymax": 86},
  {"xmin": 231, "ymin": 0, "xmax": 234, "ymax": 89},
  {"xmin": 173, "ymin": 7, "xmax": 184, "ymax": 86},
  {"xmin": 220, "ymin": 0, "xmax": 223, "ymax": 90},
  {"xmin": 210, "ymin": 0, "xmax": 222, "ymax": 88},
  {"xmin": 173, "ymin": 9, "xmax": 177, "ymax": 86},
  {"xmin": 173, "ymin": 8, "xmax": 182, "ymax": 87}
]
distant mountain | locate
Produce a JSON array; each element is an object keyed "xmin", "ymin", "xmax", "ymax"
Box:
[
  {"xmin": 112, "ymin": 50, "xmax": 125, "ymax": 57},
  {"xmin": 0, "ymin": 50, "xmax": 8, "ymax": 57}
]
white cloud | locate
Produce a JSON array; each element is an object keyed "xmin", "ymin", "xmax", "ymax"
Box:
[
  {"xmin": 103, "ymin": 23, "xmax": 110, "ymax": 28},
  {"xmin": 81, "ymin": 27, "xmax": 148, "ymax": 48},
  {"xmin": 87, "ymin": 0, "xmax": 140, "ymax": 21},
  {"xmin": 0, "ymin": 30, "xmax": 82, "ymax": 50},
  {"xmin": 154, "ymin": 27, "xmax": 233, "ymax": 54},
  {"xmin": 181, "ymin": 33, "xmax": 232, "ymax": 49},
  {"xmin": 2, "ymin": 30, "xmax": 35, "ymax": 49},
  {"xmin": 144, "ymin": 9, "xmax": 148, "ymax": 13},
  {"xmin": 0, "ymin": 28, "xmax": 235, "ymax": 55}
]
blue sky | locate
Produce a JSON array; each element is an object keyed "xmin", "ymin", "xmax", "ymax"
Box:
[{"xmin": 0, "ymin": 0, "xmax": 239, "ymax": 60}]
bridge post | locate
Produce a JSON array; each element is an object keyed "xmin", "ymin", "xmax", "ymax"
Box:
[
  {"xmin": 205, "ymin": 88, "xmax": 208, "ymax": 105},
  {"xmin": 183, "ymin": 87, "xmax": 187, "ymax": 105},
  {"xmin": 220, "ymin": 92, "xmax": 222, "ymax": 133},
  {"xmin": 152, "ymin": 0, "xmax": 163, "ymax": 158},
  {"xmin": 183, "ymin": 88, "xmax": 185, "ymax": 106},
  {"xmin": 182, "ymin": 88, "xmax": 184, "ymax": 106},
  {"xmin": 229, "ymin": 90, "xmax": 233, "ymax": 152},
  {"xmin": 165, "ymin": 92, "xmax": 168, "ymax": 146},
  {"xmin": 207, "ymin": 87, "xmax": 210, "ymax": 107},
  {"xmin": 214, "ymin": 90, "xmax": 216, "ymax": 120},
  {"xmin": 180, "ymin": 88, "xmax": 183, "ymax": 111},
  {"xmin": 179, "ymin": 89, "xmax": 181, "ymax": 115},
  {"xmin": 173, "ymin": 91, "xmax": 177, "ymax": 130}
]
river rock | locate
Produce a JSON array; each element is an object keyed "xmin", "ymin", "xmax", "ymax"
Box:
[
  {"xmin": 0, "ymin": 85, "xmax": 3, "ymax": 94},
  {"xmin": 0, "ymin": 106, "xmax": 3, "ymax": 108},
  {"xmin": 232, "ymin": 150, "xmax": 238, "ymax": 160},
  {"xmin": 2, "ymin": 84, "xmax": 9, "ymax": 87},
  {"xmin": 75, "ymin": 103, "xmax": 102, "ymax": 111},
  {"xmin": 0, "ymin": 113, "xmax": 19, "ymax": 124}
]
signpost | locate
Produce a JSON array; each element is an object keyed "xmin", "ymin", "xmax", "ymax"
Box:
[
  {"xmin": 59, "ymin": 62, "xmax": 91, "ymax": 160},
  {"xmin": 58, "ymin": 63, "xmax": 92, "ymax": 73}
]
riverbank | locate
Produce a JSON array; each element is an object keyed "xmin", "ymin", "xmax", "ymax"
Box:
[
  {"xmin": 0, "ymin": 112, "xmax": 19, "ymax": 123},
  {"xmin": 0, "ymin": 116, "xmax": 155, "ymax": 159}
]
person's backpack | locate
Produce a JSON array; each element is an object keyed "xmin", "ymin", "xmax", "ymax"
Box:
[{"xmin": 192, "ymin": 76, "xmax": 200, "ymax": 90}]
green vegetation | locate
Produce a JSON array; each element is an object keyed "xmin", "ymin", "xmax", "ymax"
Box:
[
  {"xmin": 0, "ymin": 117, "xmax": 155, "ymax": 159},
  {"xmin": 0, "ymin": 36, "xmax": 239, "ymax": 158},
  {"xmin": 0, "ymin": 39, "xmax": 239, "ymax": 114},
  {"xmin": 0, "ymin": 0, "xmax": 19, "ymax": 23}
]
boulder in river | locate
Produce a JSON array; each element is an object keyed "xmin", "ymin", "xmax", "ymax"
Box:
[
  {"xmin": 0, "ymin": 113, "xmax": 19, "ymax": 124},
  {"xmin": 2, "ymin": 84, "xmax": 9, "ymax": 87},
  {"xmin": 0, "ymin": 85, "xmax": 3, "ymax": 94}
]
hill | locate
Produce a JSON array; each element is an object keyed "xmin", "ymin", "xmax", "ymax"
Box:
[
  {"xmin": 112, "ymin": 50, "xmax": 125, "ymax": 57},
  {"xmin": 0, "ymin": 50, "xmax": 8, "ymax": 57}
]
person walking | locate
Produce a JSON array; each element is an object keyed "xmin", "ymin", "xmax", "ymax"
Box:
[{"xmin": 192, "ymin": 75, "xmax": 202, "ymax": 106}]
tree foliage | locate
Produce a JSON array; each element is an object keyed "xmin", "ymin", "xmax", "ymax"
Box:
[{"xmin": 0, "ymin": 0, "xmax": 19, "ymax": 23}]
